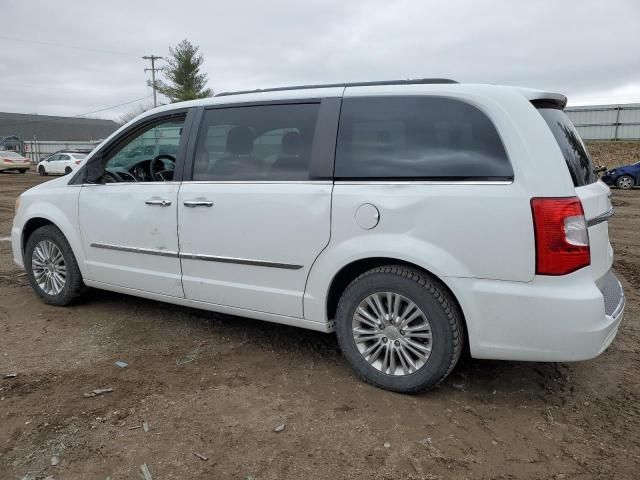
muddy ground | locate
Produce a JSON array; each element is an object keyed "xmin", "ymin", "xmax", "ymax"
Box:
[{"xmin": 0, "ymin": 169, "xmax": 638, "ymax": 480}]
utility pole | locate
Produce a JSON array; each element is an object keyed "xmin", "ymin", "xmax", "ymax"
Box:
[{"xmin": 142, "ymin": 55, "xmax": 163, "ymax": 107}]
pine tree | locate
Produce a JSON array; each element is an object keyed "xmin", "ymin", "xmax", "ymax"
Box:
[{"xmin": 156, "ymin": 39, "xmax": 213, "ymax": 102}]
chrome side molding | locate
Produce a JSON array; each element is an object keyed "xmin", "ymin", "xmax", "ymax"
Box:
[
  {"xmin": 90, "ymin": 243, "xmax": 302, "ymax": 270},
  {"xmin": 90, "ymin": 243, "xmax": 179, "ymax": 257},
  {"xmin": 587, "ymin": 207, "xmax": 615, "ymax": 227},
  {"xmin": 179, "ymin": 252, "xmax": 303, "ymax": 270}
]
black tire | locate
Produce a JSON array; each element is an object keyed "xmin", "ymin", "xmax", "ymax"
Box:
[
  {"xmin": 64, "ymin": 166, "xmax": 72, "ymax": 175},
  {"xmin": 38, "ymin": 165, "xmax": 48, "ymax": 176},
  {"xmin": 24, "ymin": 225, "xmax": 85, "ymax": 306},
  {"xmin": 617, "ymin": 175, "xmax": 634, "ymax": 190},
  {"xmin": 19, "ymin": 169, "xmax": 27, "ymax": 174},
  {"xmin": 335, "ymin": 265, "xmax": 463, "ymax": 393}
]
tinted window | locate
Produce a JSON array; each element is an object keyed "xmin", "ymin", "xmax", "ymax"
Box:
[
  {"xmin": 537, "ymin": 108, "xmax": 597, "ymax": 186},
  {"xmin": 335, "ymin": 96, "xmax": 512, "ymax": 179},
  {"xmin": 193, "ymin": 103, "xmax": 319, "ymax": 181},
  {"xmin": 104, "ymin": 117, "xmax": 185, "ymax": 182}
]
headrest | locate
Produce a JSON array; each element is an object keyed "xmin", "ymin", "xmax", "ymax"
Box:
[
  {"xmin": 226, "ymin": 126, "xmax": 254, "ymax": 155},
  {"xmin": 281, "ymin": 131, "xmax": 303, "ymax": 155}
]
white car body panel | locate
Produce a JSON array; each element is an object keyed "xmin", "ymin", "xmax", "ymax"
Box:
[
  {"xmin": 12, "ymin": 177, "xmax": 87, "ymax": 274},
  {"xmin": 178, "ymin": 181, "xmax": 332, "ymax": 318},
  {"xmin": 78, "ymin": 183, "xmax": 183, "ymax": 297},
  {"xmin": 11, "ymin": 82, "xmax": 623, "ymax": 363},
  {"xmin": 574, "ymin": 180, "xmax": 614, "ymax": 281}
]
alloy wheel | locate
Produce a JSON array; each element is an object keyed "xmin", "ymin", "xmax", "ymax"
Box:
[
  {"xmin": 618, "ymin": 176, "xmax": 633, "ymax": 189},
  {"xmin": 351, "ymin": 292, "xmax": 433, "ymax": 376},
  {"xmin": 31, "ymin": 240, "xmax": 66, "ymax": 295}
]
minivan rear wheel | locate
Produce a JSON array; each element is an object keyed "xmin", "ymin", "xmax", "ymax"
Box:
[
  {"xmin": 617, "ymin": 175, "xmax": 634, "ymax": 190},
  {"xmin": 335, "ymin": 265, "xmax": 463, "ymax": 393}
]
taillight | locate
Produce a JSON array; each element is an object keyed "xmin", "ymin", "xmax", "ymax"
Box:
[
  {"xmin": 531, "ymin": 197, "xmax": 590, "ymax": 275},
  {"xmin": 3, "ymin": 158, "xmax": 13, "ymax": 163},
  {"xmin": 75, "ymin": 160, "xmax": 81, "ymax": 165}
]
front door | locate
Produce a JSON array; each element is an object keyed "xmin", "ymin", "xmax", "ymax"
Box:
[
  {"xmin": 178, "ymin": 102, "xmax": 335, "ymax": 318},
  {"xmin": 79, "ymin": 113, "xmax": 188, "ymax": 297},
  {"xmin": 47, "ymin": 154, "xmax": 64, "ymax": 174}
]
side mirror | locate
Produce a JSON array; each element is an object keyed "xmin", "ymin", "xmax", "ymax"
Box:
[{"xmin": 85, "ymin": 161, "xmax": 105, "ymax": 184}]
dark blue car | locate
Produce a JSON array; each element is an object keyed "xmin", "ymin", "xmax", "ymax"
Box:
[{"xmin": 601, "ymin": 161, "xmax": 640, "ymax": 189}]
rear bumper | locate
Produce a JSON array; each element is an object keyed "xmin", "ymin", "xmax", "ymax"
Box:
[
  {"xmin": 447, "ymin": 268, "xmax": 625, "ymax": 362},
  {"xmin": 0, "ymin": 162, "xmax": 30, "ymax": 171}
]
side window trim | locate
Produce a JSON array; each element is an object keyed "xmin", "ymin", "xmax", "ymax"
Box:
[
  {"xmin": 184, "ymin": 98, "xmax": 340, "ymax": 182},
  {"xmin": 70, "ymin": 108, "xmax": 195, "ymax": 185}
]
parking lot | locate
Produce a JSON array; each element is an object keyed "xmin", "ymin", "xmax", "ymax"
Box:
[{"xmin": 0, "ymin": 170, "xmax": 638, "ymax": 479}]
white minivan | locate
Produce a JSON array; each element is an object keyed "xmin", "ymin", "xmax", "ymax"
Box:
[{"xmin": 11, "ymin": 79, "xmax": 625, "ymax": 392}]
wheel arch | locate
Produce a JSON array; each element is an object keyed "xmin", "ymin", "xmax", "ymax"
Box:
[
  {"xmin": 19, "ymin": 212, "xmax": 89, "ymax": 279},
  {"xmin": 324, "ymin": 257, "xmax": 469, "ymax": 351},
  {"xmin": 22, "ymin": 217, "xmax": 56, "ymax": 254}
]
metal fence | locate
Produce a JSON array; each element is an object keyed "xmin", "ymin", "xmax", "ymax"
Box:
[
  {"xmin": 22, "ymin": 140, "xmax": 102, "ymax": 164},
  {"xmin": 566, "ymin": 104, "xmax": 640, "ymax": 141}
]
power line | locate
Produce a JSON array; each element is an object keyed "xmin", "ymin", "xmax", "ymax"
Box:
[
  {"xmin": 73, "ymin": 95, "xmax": 154, "ymax": 117},
  {"xmin": 143, "ymin": 55, "xmax": 164, "ymax": 107},
  {"xmin": 0, "ymin": 35, "xmax": 131, "ymax": 56},
  {"xmin": 4, "ymin": 95, "xmax": 153, "ymax": 128}
]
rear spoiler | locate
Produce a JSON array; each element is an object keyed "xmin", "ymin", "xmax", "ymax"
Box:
[{"xmin": 516, "ymin": 88, "xmax": 568, "ymax": 110}]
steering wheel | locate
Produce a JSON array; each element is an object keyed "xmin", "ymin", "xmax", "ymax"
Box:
[
  {"xmin": 150, "ymin": 154, "xmax": 176, "ymax": 181},
  {"xmin": 102, "ymin": 171, "xmax": 120, "ymax": 183},
  {"xmin": 103, "ymin": 170, "xmax": 137, "ymax": 183}
]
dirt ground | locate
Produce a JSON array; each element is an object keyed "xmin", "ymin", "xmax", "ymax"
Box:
[{"xmin": 0, "ymin": 169, "xmax": 638, "ymax": 480}]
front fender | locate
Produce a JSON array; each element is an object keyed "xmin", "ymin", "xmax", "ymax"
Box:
[{"xmin": 14, "ymin": 187, "xmax": 88, "ymax": 279}]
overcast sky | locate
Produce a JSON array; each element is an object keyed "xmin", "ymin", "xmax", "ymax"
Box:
[{"xmin": 1, "ymin": 0, "xmax": 639, "ymax": 120}]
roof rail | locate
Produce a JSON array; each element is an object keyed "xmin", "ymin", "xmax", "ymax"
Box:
[{"xmin": 215, "ymin": 78, "xmax": 458, "ymax": 97}]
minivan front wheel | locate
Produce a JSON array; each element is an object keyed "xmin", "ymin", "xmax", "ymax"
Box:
[
  {"xmin": 25, "ymin": 225, "xmax": 85, "ymax": 305},
  {"xmin": 335, "ymin": 266, "xmax": 463, "ymax": 393}
]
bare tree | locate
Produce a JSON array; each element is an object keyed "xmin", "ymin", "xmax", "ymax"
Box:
[{"xmin": 117, "ymin": 103, "xmax": 154, "ymax": 125}]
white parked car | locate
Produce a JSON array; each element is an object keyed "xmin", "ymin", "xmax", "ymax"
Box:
[
  {"xmin": 0, "ymin": 150, "xmax": 30, "ymax": 173},
  {"xmin": 37, "ymin": 152, "xmax": 86, "ymax": 176},
  {"xmin": 11, "ymin": 79, "xmax": 625, "ymax": 393}
]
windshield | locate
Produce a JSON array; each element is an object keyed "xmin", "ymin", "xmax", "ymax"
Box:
[{"xmin": 70, "ymin": 154, "xmax": 87, "ymax": 159}]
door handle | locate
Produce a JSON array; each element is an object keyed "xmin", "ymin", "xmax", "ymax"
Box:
[
  {"xmin": 183, "ymin": 200, "xmax": 214, "ymax": 208},
  {"xmin": 145, "ymin": 199, "xmax": 172, "ymax": 206}
]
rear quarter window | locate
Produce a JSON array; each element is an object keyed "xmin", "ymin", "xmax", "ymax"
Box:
[
  {"xmin": 334, "ymin": 96, "xmax": 513, "ymax": 180},
  {"xmin": 537, "ymin": 108, "xmax": 597, "ymax": 187}
]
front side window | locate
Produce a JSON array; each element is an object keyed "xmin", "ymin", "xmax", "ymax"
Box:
[
  {"xmin": 334, "ymin": 96, "xmax": 512, "ymax": 180},
  {"xmin": 103, "ymin": 116, "xmax": 185, "ymax": 182},
  {"xmin": 193, "ymin": 103, "xmax": 319, "ymax": 181}
]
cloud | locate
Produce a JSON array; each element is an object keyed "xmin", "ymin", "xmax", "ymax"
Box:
[{"xmin": 1, "ymin": 0, "xmax": 638, "ymax": 119}]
